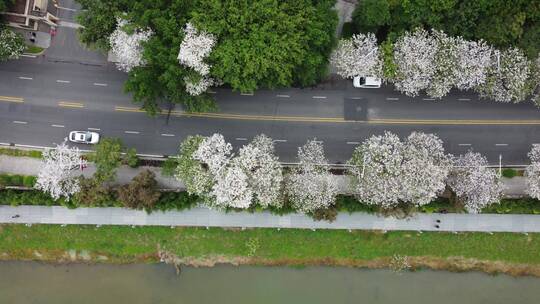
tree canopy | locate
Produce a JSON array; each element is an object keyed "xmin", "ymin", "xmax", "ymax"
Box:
[{"xmin": 352, "ymin": 0, "xmax": 540, "ymax": 58}]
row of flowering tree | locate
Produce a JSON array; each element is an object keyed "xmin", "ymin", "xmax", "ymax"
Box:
[
  {"xmin": 170, "ymin": 132, "xmax": 512, "ymax": 214},
  {"xmin": 331, "ymin": 29, "xmax": 540, "ymax": 105},
  {"xmin": 34, "ymin": 133, "xmax": 540, "ymax": 214}
]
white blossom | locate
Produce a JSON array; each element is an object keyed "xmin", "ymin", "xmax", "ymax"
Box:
[
  {"xmin": 476, "ymin": 47, "xmax": 531, "ymax": 103},
  {"xmin": 0, "ymin": 28, "xmax": 25, "ymax": 61},
  {"xmin": 330, "ymin": 33, "xmax": 381, "ymax": 79},
  {"xmin": 286, "ymin": 140, "xmax": 338, "ymax": 213},
  {"xmin": 349, "ymin": 131, "xmax": 450, "ymax": 208},
  {"xmin": 211, "ymin": 165, "xmax": 252, "ymax": 208},
  {"xmin": 448, "ymin": 151, "xmax": 502, "ymax": 213},
  {"xmin": 426, "ymin": 30, "xmax": 458, "ymax": 98},
  {"xmin": 234, "ymin": 134, "xmax": 283, "ymax": 207},
  {"xmin": 393, "ymin": 28, "xmax": 438, "ymax": 97},
  {"xmin": 526, "ymin": 144, "xmax": 540, "ymax": 199},
  {"xmin": 35, "ymin": 141, "xmax": 85, "ymax": 200},
  {"xmin": 184, "ymin": 75, "xmax": 216, "ymax": 96},
  {"xmin": 109, "ymin": 18, "xmax": 153, "ymax": 72},
  {"xmin": 454, "ymin": 38, "xmax": 493, "ymax": 90},
  {"xmin": 178, "ymin": 23, "xmax": 215, "ymax": 76},
  {"xmin": 192, "ymin": 133, "xmax": 232, "ymax": 175}
]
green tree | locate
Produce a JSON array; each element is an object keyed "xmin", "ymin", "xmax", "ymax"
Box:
[
  {"xmin": 93, "ymin": 137, "xmax": 123, "ymax": 182},
  {"xmin": 352, "ymin": 0, "xmax": 390, "ymax": 33},
  {"xmin": 191, "ymin": 0, "xmax": 337, "ymax": 92},
  {"xmin": 117, "ymin": 170, "xmax": 161, "ymax": 210},
  {"xmin": 74, "ymin": 177, "xmax": 116, "ymax": 207}
]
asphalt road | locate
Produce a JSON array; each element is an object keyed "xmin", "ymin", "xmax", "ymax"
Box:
[{"xmin": 1, "ymin": 56, "xmax": 540, "ymax": 165}]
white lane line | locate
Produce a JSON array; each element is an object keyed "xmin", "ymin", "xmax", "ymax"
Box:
[
  {"xmin": 386, "ymin": 97, "xmax": 399, "ymax": 101},
  {"xmin": 93, "ymin": 83, "xmax": 108, "ymax": 87},
  {"xmin": 350, "ymin": 97, "xmax": 362, "ymax": 100},
  {"xmin": 161, "ymin": 133, "xmax": 175, "ymax": 137},
  {"xmin": 51, "ymin": 124, "xmax": 65, "ymax": 128},
  {"xmin": 273, "ymin": 139, "xmax": 287, "ymax": 143},
  {"xmin": 18, "ymin": 76, "xmax": 33, "ymax": 80},
  {"xmin": 312, "ymin": 96, "xmax": 327, "ymax": 99},
  {"xmin": 12, "ymin": 121, "xmax": 27, "ymax": 124},
  {"xmin": 208, "ymin": 90, "xmax": 216, "ymax": 94},
  {"xmin": 276, "ymin": 94, "xmax": 290, "ymax": 98},
  {"xmin": 458, "ymin": 98, "xmax": 471, "ymax": 101},
  {"xmin": 458, "ymin": 143, "xmax": 472, "ymax": 146},
  {"xmin": 313, "ymin": 140, "xmax": 323, "ymax": 144},
  {"xmin": 21, "ymin": 54, "xmax": 37, "ymax": 58},
  {"xmin": 124, "ymin": 131, "xmax": 140, "ymax": 134},
  {"xmin": 347, "ymin": 141, "xmax": 360, "ymax": 145},
  {"xmin": 56, "ymin": 80, "xmax": 71, "ymax": 83},
  {"xmin": 235, "ymin": 137, "xmax": 248, "ymax": 141},
  {"xmin": 240, "ymin": 92, "xmax": 254, "ymax": 96},
  {"xmin": 495, "ymin": 143, "xmax": 509, "ymax": 146},
  {"xmin": 87, "ymin": 127, "xmax": 101, "ymax": 131},
  {"xmin": 423, "ymin": 98, "xmax": 435, "ymax": 101}
]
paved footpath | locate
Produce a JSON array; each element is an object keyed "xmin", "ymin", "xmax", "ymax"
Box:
[{"xmin": 1, "ymin": 205, "xmax": 540, "ymax": 232}]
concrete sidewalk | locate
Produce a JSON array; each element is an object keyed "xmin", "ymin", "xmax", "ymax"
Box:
[{"xmin": 1, "ymin": 205, "xmax": 540, "ymax": 232}]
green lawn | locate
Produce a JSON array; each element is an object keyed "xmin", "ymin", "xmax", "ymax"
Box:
[
  {"xmin": 24, "ymin": 45, "xmax": 44, "ymax": 54},
  {"xmin": 0, "ymin": 225, "xmax": 538, "ymax": 267}
]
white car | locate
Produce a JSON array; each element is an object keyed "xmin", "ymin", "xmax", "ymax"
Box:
[
  {"xmin": 69, "ymin": 131, "xmax": 100, "ymax": 144},
  {"xmin": 353, "ymin": 76, "xmax": 382, "ymax": 88}
]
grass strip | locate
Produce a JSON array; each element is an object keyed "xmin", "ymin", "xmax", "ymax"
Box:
[
  {"xmin": 0, "ymin": 224, "xmax": 539, "ymax": 275},
  {"xmin": 0, "ymin": 148, "xmax": 42, "ymax": 158}
]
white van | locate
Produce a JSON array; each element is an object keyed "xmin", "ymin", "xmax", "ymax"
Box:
[{"xmin": 353, "ymin": 76, "xmax": 382, "ymax": 88}]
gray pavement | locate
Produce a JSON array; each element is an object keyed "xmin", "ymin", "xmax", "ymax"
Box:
[
  {"xmin": 1, "ymin": 54, "xmax": 540, "ymax": 164},
  {"xmin": 1, "ymin": 205, "xmax": 540, "ymax": 232}
]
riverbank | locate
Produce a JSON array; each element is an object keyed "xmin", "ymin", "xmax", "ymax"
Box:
[{"xmin": 1, "ymin": 224, "xmax": 539, "ymax": 277}]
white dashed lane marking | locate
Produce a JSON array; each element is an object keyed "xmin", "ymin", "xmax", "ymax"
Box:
[
  {"xmin": 18, "ymin": 77, "xmax": 33, "ymax": 80},
  {"xmin": 235, "ymin": 138, "xmax": 248, "ymax": 141},
  {"xmin": 458, "ymin": 98, "xmax": 471, "ymax": 101},
  {"xmin": 93, "ymin": 83, "xmax": 108, "ymax": 87},
  {"xmin": 124, "ymin": 131, "xmax": 140, "ymax": 134},
  {"xmin": 240, "ymin": 92, "xmax": 254, "ymax": 96},
  {"xmin": 12, "ymin": 121, "xmax": 27, "ymax": 124},
  {"xmin": 56, "ymin": 80, "xmax": 70, "ymax": 83},
  {"xmin": 458, "ymin": 143, "xmax": 472, "ymax": 146},
  {"xmin": 276, "ymin": 95, "xmax": 290, "ymax": 98},
  {"xmin": 346, "ymin": 141, "xmax": 360, "ymax": 145},
  {"xmin": 312, "ymin": 96, "xmax": 327, "ymax": 99},
  {"xmin": 87, "ymin": 128, "xmax": 101, "ymax": 131},
  {"xmin": 273, "ymin": 139, "xmax": 287, "ymax": 143},
  {"xmin": 161, "ymin": 133, "xmax": 175, "ymax": 137},
  {"xmin": 495, "ymin": 143, "xmax": 509, "ymax": 146},
  {"xmin": 386, "ymin": 97, "xmax": 399, "ymax": 101},
  {"xmin": 51, "ymin": 124, "xmax": 65, "ymax": 128}
]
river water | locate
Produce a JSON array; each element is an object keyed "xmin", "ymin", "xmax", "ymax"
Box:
[{"xmin": 0, "ymin": 262, "xmax": 539, "ymax": 304}]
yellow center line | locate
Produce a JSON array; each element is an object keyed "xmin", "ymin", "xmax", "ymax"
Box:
[
  {"xmin": 0, "ymin": 96, "xmax": 24, "ymax": 103},
  {"xmin": 113, "ymin": 105, "xmax": 540, "ymax": 125},
  {"xmin": 58, "ymin": 101, "xmax": 85, "ymax": 108}
]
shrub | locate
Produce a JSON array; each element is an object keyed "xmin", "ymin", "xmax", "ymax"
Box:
[
  {"xmin": 117, "ymin": 170, "xmax": 161, "ymax": 210},
  {"xmin": 124, "ymin": 148, "xmax": 139, "ymax": 168},
  {"xmin": 0, "ymin": 175, "xmax": 10, "ymax": 186},
  {"xmin": 161, "ymin": 157, "xmax": 178, "ymax": 177},
  {"xmin": 9, "ymin": 175, "xmax": 23, "ymax": 186},
  {"xmin": 23, "ymin": 175, "xmax": 37, "ymax": 187},
  {"xmin": 341, "ymin": 22, "xmax": 355, "ymax": 38},
  {"xmin": 155, "ymin": 191, "xmax": 199, "ymax": 211},
  {"xmin": 502, "ymin": 168, "xmax": 517, "ymax": 178},
  {"xmin": 335, "ymin": 195, "xmax": 378, "ymax": 213},
  {"xmin": 310, "ymin": 207, "xmax": 338, "ymax": 222},
  {"xmin": 74, "ymin": 177, "xmax": 117, "ymax": 207},
  {"xmin": 0, "ymin": 174, "xmax": 29, "ymax": 187}
]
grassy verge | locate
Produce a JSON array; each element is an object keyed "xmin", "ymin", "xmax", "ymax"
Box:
[
  {"xmin": 0, "ymin": 224, "xmax": 539, "ymax": 276},
  {"xmin": 0, "ymin": 148, "xmax": 42, "ymax": 158},
  {"xmin": 24, "ymin": 45, "xmax": 44, "ymax": 54}
]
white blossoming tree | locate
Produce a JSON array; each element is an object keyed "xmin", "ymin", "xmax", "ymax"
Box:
[
  {"xmin": 174, "ymin": 135, "xmax": 214, "ymax": 197},
  {"xmin": 448, "ymin": 151, "xmax": 502, "ymax": 213},
  {"xmin": 426, "ymin": 30, "xmax": 458, "ymax": 98},
  {"xmin": 35, "ymin": 141, "xmax": 85, "ymax": 200},
  {"xmin": 211, "ymin": 165, "xmax": 252, "ymax": 208},
  {"xmin": 454, "ymin": 38, "xmax": 493, "ymax": 90},
  {"xmin": 178, "ymin": 23, "xmax": 216, "ymax": 96},
  {"xmin": 109, "ymin": 17, "xmax": 153, "ymax": 72},
  {"xmin": 233, "ymin": 134, "xmax": 283, "ymax": 207},
  {"xmin": 348, "ymin": 131, "xmax": 450, "ymax": 209},
  {"xmin": 476, "ymin": 47, "xmax": 531, "ymax": 103},
  {"xmin": 330, "ymin": 33, "xmax": 381, "ymax": 79},
  {"xmin": 286, "ymin": 140, "xmax": 338, "ymax": 213},
  {"xmin": 393, "ymin": 28, "xmax": 438, "ymax": 97},
  {"xmin": 192, "ymin": 133, "xmax": 232, "ymax": 174},
  {"xmin": 0, "ymin": 28, "xmax": 25, "ymax": 61},
  {"xmin": 525, "ymin": 144, "xmax": 540, "ymax": 199}
]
